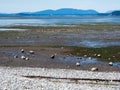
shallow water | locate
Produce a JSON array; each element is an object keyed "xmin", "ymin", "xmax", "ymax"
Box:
[
  {"xmin": 0, "ymin": 16, "xmax": 120, "ymax": 26},
  {"xmin": 68, "ymin": 40, "xmax": 120, "ymax": 48},
  {"xmin": 0, "ymin": 28, "xmax": 25, "ymax": 31}
]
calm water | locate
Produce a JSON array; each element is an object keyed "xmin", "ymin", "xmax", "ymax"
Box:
[{"xmin": 0, "ymin": 16, "xmax": 120, "ymax": 26}]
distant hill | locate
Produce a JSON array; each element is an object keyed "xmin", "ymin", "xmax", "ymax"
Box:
[
  {"xmin": 111, "ymin": 11, "xmax": 120, "ymax": 16},
  {"xmin": 32, "ymin": 8, "xmax": 99, "ymax": 15},
  {"xmin": 0, "ymin": 8, "xmax": 119, "ymax": 17}
]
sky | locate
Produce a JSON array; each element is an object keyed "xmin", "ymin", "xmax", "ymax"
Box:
[{"xmin": 0, "ymin": 0, "xmax": 120, "ymax": 13}]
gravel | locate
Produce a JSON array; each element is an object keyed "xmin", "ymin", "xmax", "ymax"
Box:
[{"xmin": 0, "ymin": 66, "xmax": 120, "ymax": 90}]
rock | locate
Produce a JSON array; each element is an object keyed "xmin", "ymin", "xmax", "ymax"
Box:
[
  {"xmin": 14, "ymin": 55, "xmax": 18, "ymax": 58},
  {"xmin": 97, "ymin": 54, "xmax": 101, "ymax": 57},
  {"xmin": 109, "ymin": 62, "xmax": 113, "ymax": 66},
  {"xmin": 21, "ymin": 49, "xmax": 24, "ymax": 53},
  {"xmin": 88, "ymin": 57, "xmax": 92, "ymax": 60},
  {"xmin": 29, "ymin": 50, "xmax": 34, "ymax": 54},
  {"xmin": 94, "ymin": 53, "xmax": 97, "ymax": 56},
  {"xmin": 84, "ymin": 55, "xmax": 87, "ymax": 57},
  {"xmin": 76, "ymin": 62, "xmax": 80, "ymax": 66},
  {"xmin": 21, "ymin": 56, "xmax": 25, "ymax": 60},
  {"xmin": 25, "ymin": 57, "xmax": 29, "ymax": 60},
  {"xmin": 50, "ymin": 55, "xmax": 55, "ymax": 59},
  {"xmin": 91, "ymin": 67, "xmax": 98, "ymax": 71}
]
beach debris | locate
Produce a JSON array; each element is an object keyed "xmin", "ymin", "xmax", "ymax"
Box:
[
  {"xmin": 97, "ymin": 54, "xmax": 101, "ymax": 57},
  {"xmin": 91, "ymin": 67, "xmax": 98, "ymax": 71},
  {"xmin": 25, "ymin": 57, "xmax": 29, "ymax": 60},
  {"xmin": 21, "ymin": 49, "xmax": 24, "ymax": 53},
  {"xmin": 29, "ymin": 50, "xmax": 34, "ymax": 54},
  {"xmin": 21, "ymin": 56, "xmax": 26, "ymax": 60},
  {"xmin": 14, "ymin": 55, "xmax": 18, "ymax": 58},
  {"xmin": 76, "ymin": 62, "xmax": 80, "ymax": 66},
  {"xmin": 109, "ymin": 62, "xmax": 113, "ymax": 66}
]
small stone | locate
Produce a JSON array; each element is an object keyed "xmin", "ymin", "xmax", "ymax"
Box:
[
  {"xmin": 61, "ymin": 47, "xmax": 64, "ymax": 49},
  {"xmin": 29, "ymin": 50, "xmax": 34, "ymax": 54},
  {"xmin": 109, "ymin": 62, "xmax": 113, "ymax": 66},
  {"xmin": 88, "ymin": 57, "xmax": 92, "ymax": 60},
  {"xmin": 91, "ymin": 67, "xmax": 98, "ymax": 71},
  {"xmin": 21, "ymin": 56, "xmax": 25, "ymax": 59},
  {"xmin": 21, "ymin": 49, "xmax": 24, "ymax": 53},
  {"xmin": 113, "ymin": 56, "xmax": 115, "ymax": 58},
  {"xmin": 76, "ymin": 62, "xmax": 80, "ymax": 66},
  {"xmin": 97, "ymin": 54, "xmax": 101, "ymax": 57},
  {"xmin": 14, "ymin": 55, "xmax": 18, "ymax": 58},
  {"xmin": 94, "ymin": 54, "xmax": 97, "ymax": 56},
  {"xmin": 50, "ymin": 55, "xmax": 55, "ymax": 59},
  {"xmin": 25, "ymin": 57, "xmax": 29, "ymax": 60},
  {"xmin": 84, "ymin": 55, "xmax": 87, "ymax": 57}
]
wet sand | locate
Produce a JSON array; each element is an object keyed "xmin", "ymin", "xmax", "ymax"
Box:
[{"xmin": 0, "ymin": 43, "xmax": 120, "ymax": 72}]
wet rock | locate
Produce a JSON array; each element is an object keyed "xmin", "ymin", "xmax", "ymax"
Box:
[
  {"xmin": 76, "ymin": 62, "xmax": 80, "ymax": 66},
  {"xmin": 91, "ymin": 67, "xmax": 98, "ymax": 71},
  {"xmin": 84, "ymin": 55, "xmax": 87, "ymax": 57},
  {"xmin": 29, "ymin": 50, "xmax": 34, "ymax": 54},
  {"xmin": 50, "ymin": 55, "xmax": 55, "ymax": 59},
  {"xmin": 21, "ymin": 56, "xmax": 25, "ymax": 60},
  {"xmin": 14, "ymin": 55, "xmax": 18, "ymax": 58},
  {"xmin": 88, "ymin": 57, "xmax": 92, "ymax": 60},
  {"xmin": 25, "ymin": 57, "xmax": 29, "ymax": 60},
  {"xmin": 109, "ymin": 62, "xmax": 113, "ymax": 66},
  {"xmin": 97, "ymin": 54, "xmax": 101, "ymax": 57},
  {"xmin": 21, "ymin": 49, "xmax": 24, "ymax": 53}
]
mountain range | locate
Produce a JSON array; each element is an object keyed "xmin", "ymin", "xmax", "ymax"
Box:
[{"xmin": 0, "ymin": 8, "xmax": 120, "ymax": 17}]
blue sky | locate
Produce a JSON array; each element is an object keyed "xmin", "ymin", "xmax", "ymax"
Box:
[{"xmin": 0, "ymin": 0, "xmax": 120, "ymax": 13}]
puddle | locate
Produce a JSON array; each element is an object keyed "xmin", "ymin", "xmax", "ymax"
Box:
[
  {"xmin": 67, "ymin": 40, "xmax": 120, "ymax": 48},
  {"xmin": 59, "ymin": 55, "xmax": 102, "ymax": 64},
  {"xmin": 0, "ymin": 28, "xmax": 26, "ymax": 31}
]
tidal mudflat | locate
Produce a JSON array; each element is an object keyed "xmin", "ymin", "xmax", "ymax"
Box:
[
  {"xmin": 0, "ymin": 23, "xmax": 120, "ymax": 71},
  {"xmin": 0, "ymin": 22, "xmax": 120, "ymax": 90}
]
